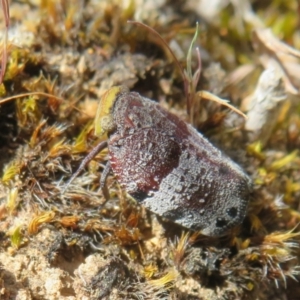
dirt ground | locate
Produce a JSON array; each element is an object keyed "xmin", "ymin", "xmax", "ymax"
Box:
[{"xmin": 0, "ymin": 0, "xmax": 300, "ymax": 299}]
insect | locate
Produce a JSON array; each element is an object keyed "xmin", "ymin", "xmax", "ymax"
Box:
[{"xmin": 65, "ymin": 85, "xmax": 251, "ymax": 236}]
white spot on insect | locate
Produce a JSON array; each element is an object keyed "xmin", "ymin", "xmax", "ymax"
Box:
[
  {"xmin": 127, "ymin": 181, "xmax": 137, "ymax": 191},
  {"xmin": 148, "ymin": 142, "xmax": 153, "ymax": 151},
  {"xmin": 153, "ymin": 175, "xmax": 160, "ymax": 183},
  {"xmin": 187, "ymin": 212, "xmax": 193, "ymax": 220},
  {"xmin": 147, "ymin": 191, "xmax": 155, "ymax": 197},
  {"xmin": 175, "ymin": 184, "xmax": 184, "ymax": 193}
]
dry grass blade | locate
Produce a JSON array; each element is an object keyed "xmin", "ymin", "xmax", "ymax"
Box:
[
  {"xmin": 252, "ymin": 28, "xmax": 300, "ymax": 95},
  {"xmin": 0, "ymin": 0, "xmax": 9, "ymax": 84},
  {"xmin": 198, "ymin": 90, "xmax": 247, "ymax": 119}
]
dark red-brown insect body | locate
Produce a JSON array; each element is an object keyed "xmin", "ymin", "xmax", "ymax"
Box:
[{"xmin": 102, "ymin": 86, "xmax": 251, "ymax": 236}]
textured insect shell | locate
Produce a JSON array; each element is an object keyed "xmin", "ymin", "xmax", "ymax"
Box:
[{"xmin": 103, "ymin": 86, "xmax": 251, "ymax": 236}]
